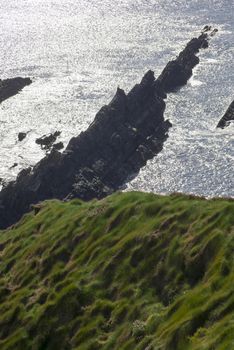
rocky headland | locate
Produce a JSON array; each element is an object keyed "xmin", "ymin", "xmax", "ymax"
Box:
[
  {"xmin": 0, "ymin": 27, "xmax": 216, "ymax": 229},
  {"xmin": 0, "ymin": 77, "xmax": 32, "ymax": 104}
]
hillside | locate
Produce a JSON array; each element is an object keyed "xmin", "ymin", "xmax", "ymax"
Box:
[{"xmin": 0, "ymin": 192, "xmax": 233, "ymax": 349}]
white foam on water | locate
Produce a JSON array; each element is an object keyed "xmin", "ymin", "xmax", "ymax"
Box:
[{"xmin": 189, "ymin": 76, "xmax": 204, "ymax": 87}]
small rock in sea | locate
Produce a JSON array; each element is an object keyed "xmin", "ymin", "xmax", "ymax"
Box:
[
  {"xmin": 18, "ymin": 132, "xmax": 27, "ymax": 142},
  {"xmin": 210, "ymin": 28, "xmax": 218, "ymax": 37},
  {"xmin": 10, "ymin": 163, "xmax": 18, "ymax": 169},
  {"xmin": 203, "ymin": 25, "xmax": 211, "ymax": 32}
]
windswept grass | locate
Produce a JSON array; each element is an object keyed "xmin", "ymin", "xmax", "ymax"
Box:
[{"xmin": 0, "ymin": 191, "xmax": 233, "ymax": 349}]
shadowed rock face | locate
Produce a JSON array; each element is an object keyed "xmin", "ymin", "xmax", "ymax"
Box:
[
  {"xmin": 0, "ymin": 77, "xmax": 32, "ymax": 103},
  {"xmin": 217, "ymin": 100, "xmax": 234, "ymax": 128},
  {"xmin": 66, "ymin": 71, "xmax": 170, "ymax": 200},
  {"xmin": 157, "ymin": 33, "xmax": 210, "ymax": 92},
  {"xmin": 0, "ymin": 28, "xmax": 215, "ymax": 229}
]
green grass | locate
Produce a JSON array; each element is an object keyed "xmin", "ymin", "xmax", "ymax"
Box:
[{"xmin": 0, "ymin": 191, "xmax": 233, "ymax": 349}]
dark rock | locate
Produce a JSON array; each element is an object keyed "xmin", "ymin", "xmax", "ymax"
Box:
[
  {"xmin": 0, "ymin": 28, "xmax": 215, "ymax": 229},
  {"xmin": 203, "ymin": 25, "xmax": 212, "ymax": 32},
  {"xmin": 0, "ymin": 178, "xmax": 7, "ymax": 189},
  {"xmin": 18, "ymin": 132, "xmax": 27, "ymax": 142},
  {"xmin": 36, "ymin": 131, "xmax": 61, "ymax": 150},
  {"xmin": 10, "ymin": 163, "xmax": 18, "ymax": 169},
  {"xmin": 17, "ymin": 167, "xmax": 32, "ymax": 181},
  {"xmin": 217, "ymin": 100, "xmax": 234, "ymax": 129},
  {"xmin": 52, "ymin": 142, "xmax": 64, "ymax": 151},
  {"xmin": 0, "ymin": 77, "xmax": 32, "ymax": 104},
  {"xmin": 157, "ymin": 28, "xmax": 217, "ymax": 92},
  {"xmin": 67, "ymin": 168, "xmax": 113, "ymax": 201},
  {"xmin": 210, "ymin": 28, "xmax": 218, "ymax": 37}
]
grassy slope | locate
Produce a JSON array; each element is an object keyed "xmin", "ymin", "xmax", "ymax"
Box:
[{"xmin": 0, "ymin": 192, "xmax": 233, "ymax": 350}]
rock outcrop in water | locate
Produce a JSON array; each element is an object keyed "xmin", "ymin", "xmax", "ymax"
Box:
[
  {"xmin": 0, "ymin": 77, "xmax": 32, "ymax": 104},
  {"xmin": 36, "ymin": 131, "xmax": 61, "ymax": 151},
  {"xmin": 0, "ymin": 28, "xmax": 216, "ymax": 229},
  {"xmin": 157, "ymin": 30, "xmax": 212, "ymax": 92},
  {"xmin": 217, "ymin": 99, "xmax": 234, "ymax": 128},
  {"xmin": 18, "ymin": 132, "xmax": 27, "ymax": 142}
]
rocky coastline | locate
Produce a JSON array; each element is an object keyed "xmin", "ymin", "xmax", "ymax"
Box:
[
  {"xmin": 0, "ymin": 28, "xmax": 216, "ymax": 229},
  {"xmin": 0, "ymin": 77, "xmax": 32, "ymax": 104}
]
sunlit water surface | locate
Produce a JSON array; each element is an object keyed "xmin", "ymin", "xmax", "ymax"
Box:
[{"xmin": 0, "ymin": 0, "xmax": 233, "ymax": 197}]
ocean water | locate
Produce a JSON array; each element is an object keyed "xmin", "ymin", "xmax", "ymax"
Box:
[{"xmin": 0, "ymin": 0, "xmax": 233, "ymax": 197}]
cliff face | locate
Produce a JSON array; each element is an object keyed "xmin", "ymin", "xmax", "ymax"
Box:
[
  {"xmin": 0, "ymin": 28, "xmax": 215, "ymax": 229},
  {"xmin": 0, "ymin": 192, "xmax": 233, "ymax": 350}
]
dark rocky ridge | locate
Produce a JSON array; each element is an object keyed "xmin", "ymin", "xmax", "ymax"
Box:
[
  {"xmin": 0, "ymin": 28, "xmax": 215, "ymax": 229},
  {"xmin": 0, "ymin": 77, "xmax": 32, "ymax": 104},
  {"xmin": 217, "ymin": 99, "xmax": 234, "ymax": 128},
  {"xmin": 157, "ymin": 31, "xmax": 212, "ymax": 92}
]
